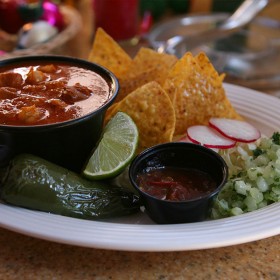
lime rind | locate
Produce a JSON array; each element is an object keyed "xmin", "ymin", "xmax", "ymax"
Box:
[{"xmin": 83, "ymin": 112, "xmax": 139, "ymax": 180}]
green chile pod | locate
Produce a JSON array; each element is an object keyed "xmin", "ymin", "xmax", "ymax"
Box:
[{"xmin": 0, "ymin": 154, "xmax": 140, "ymax": 219}]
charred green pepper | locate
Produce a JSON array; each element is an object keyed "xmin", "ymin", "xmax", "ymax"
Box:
[{"xmin": 0, "ymin": 154, "xmax": 140, "ymax": 220}]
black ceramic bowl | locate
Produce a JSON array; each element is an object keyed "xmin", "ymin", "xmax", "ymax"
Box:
[
  {"xmin": 0, "ymin": 55, "xmax": 119, "ymax": 172},
  {"xmin": 129, "ymin": 142, "xmax": 228, "ymax": 224}
]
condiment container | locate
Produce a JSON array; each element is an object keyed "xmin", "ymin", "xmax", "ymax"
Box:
[
  {"xmin": 0, "ymin": 55, "xmax": 119, "ymax": 172},
  {"xmin": 129, "ymin": 142, "xmax": 228, "ymax": 224}
]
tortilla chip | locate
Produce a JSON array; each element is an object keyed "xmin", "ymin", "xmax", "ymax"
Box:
[
  {"xmin": 128, "ymin": 47, "xmax": 177, "ymax": 79},
  {"xmin": 88, "ymin": 28, "xmax": 242, "ymax": 145},
  {"xmin": 105, "ymin": 81, "xmax": 176, "ymax": 153},
  {"xmin": 163, "ymin": 58, "xmax": 186, "ymax": 105},
  {"xmin": 114, "ymin": 48, "xmax": 178, "ymax": 102},
  {"xmin": 164, "ymin": 52, "xmax": 242, "ymax": 136},
  {"xmin": 88, "ymin": 28, "xmax": 132, "ymax": 78},
  {"xmin": 116, "ymin": 67, "xmax": 161, "ymax": 102}
]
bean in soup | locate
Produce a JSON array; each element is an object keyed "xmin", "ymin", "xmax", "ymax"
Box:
[
  {"xmin": 0, "ymin": 62, "xmax": 112, "ymax": 125},
  {"xmin": 136, "ymin": 167, "xmax": 217, "ymax": 201}
]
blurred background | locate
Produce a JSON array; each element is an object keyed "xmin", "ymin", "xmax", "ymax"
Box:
[{"xmin": 0, "ymin": 0, "xmax": 280, "ymax": 95}]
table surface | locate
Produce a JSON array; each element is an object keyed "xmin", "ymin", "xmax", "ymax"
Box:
[
  {"xmin": 1, "ymin": 2, "xmax": 280, "ymax": 279},
  {"xmin": 0, "ymin": 227, "xmax": 280, "ymax": 280}
]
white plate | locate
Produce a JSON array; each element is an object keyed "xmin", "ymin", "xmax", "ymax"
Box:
[{"xmin": 0, "ymin": 83, "xmax": 280, "ymax": 252}]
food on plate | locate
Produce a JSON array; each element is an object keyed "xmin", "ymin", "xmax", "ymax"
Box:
[
  {"xmin": 129, "ymin": 46, "xmax": 178, "ymax": 76},
  {"xmin": 104, "ymin": 81, "xmax": 176, "ymax": 152},
  {"xmin": 185, "ymin": 118, "xmax": 261, "ymax": 148},
  {"xmin": 212, "ymin": 132, "xmax": 280, "ymax": 218},
  {"xmin": 83, "ymin": 112, "xmax": 139, "ymax": 180},
  {"xmin": 129, "ymin": 142, "xmax": 228, "ymax": 224},
  {"xmin": 88, "ymin": 27, "xmax": 132, "ymax": 78},
  {"xmin": 185, "ymin": 118, "xmax": 261, "ymax": 149},
  {"xmin": 0, "ymin": 154, "xmax": 141, "ymax": 220},
  {"xmin": 0, "ymin": 28, "xmax": 271, "ymax": 224},
  {"xmin": 187, "ymin": 125, "xmax": 236, "ymax": 149},
  {"xmin": 209, "ymin": 117, "xmax": 261, "ymax": 143},
  {"xmin": 115, "ymin": 47, "xmax": 177, "ymax": 102},
  {"xmin": 88, "ymin": 28, "xmax": 178, "ymax": 103},
  {"xmin": 163, "ymin": 52, "xmax": 242, "ymax": 135},
  {"xmin": 136, "ymin": 166, "xmax": 217, "ymax": 201},
  {"xmin": 89, "ymin": 28, "xmax": 242, "ymax": 147},
  {"xmin": 0, "ymin": 61, "xmax": 112, "ymax": 125}
]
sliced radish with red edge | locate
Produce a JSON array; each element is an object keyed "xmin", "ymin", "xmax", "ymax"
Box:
[
  {"xmin": 178, "ymin": 134, "xmax": 192, "ymax": 143},
  {"xmin": 209, "ymin": 118, "xmax": 261, "ymax": 143},
  {"xmin": 187, "ymin": 125, "xmax": 236, "ymax": 149}
]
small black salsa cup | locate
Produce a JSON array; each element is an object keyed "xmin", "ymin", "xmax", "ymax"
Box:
[
  {"xmin": 0, "ymin": 55, "xmax": 119, "ymax": 172},
  {"xmin": 129, "ymin": 142, "xmax": 228, "ymax": 224}
]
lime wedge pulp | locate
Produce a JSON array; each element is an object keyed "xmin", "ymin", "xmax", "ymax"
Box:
[{"xmin": 83, "ymin": 112, "xmax": 139, "ymax": 180}]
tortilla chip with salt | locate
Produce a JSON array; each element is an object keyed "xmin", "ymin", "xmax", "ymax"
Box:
[
  {"xmin": 105, "ymin": 81, "xmax": 176, "ymax": 153},
  {"xmin": 164, "ymin": 52, "xmax": 242, "ymax": 136},
  {"xmin": 88, "ymin": 28, "xmax": 132, "ymax": 78},
  {"xmin": 115, "ymin": 48, "xmax": 178, "ymax": 102},
  {"xmin": 116, "ymin": 67, "xmax": 160, "ymax": 102},
  {"xmin": 128, "ymin": 47, "xmax": 177, "ymax": 80}
]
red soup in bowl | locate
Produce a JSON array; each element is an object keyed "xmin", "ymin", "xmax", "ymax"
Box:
[
  {"xmin": 0, "ymin": 56, "xmax": 119, "ymax": 172},
  {"xmin": 0, "ymin": 61, "xmax": 112, "ymax": 125}
]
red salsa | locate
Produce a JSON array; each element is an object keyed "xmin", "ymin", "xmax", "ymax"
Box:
[
  {"xmin": 0, "ymin": 62, "xmax": 111, "ymax": 125},
  {"xmin": 136, "ymin": 167, "xmax": 217, "ymax": 201}
]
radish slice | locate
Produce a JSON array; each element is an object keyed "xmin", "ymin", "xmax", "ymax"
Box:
[
  {"xmin": 209, "ymin": 118, "xmax": 261, "ymax": 143},
  {"xmin": 178, "ymin": 134, "xmax": 192, "ymax": 143},
  {"xmin": 179, "ymin": 132, "xmax": 219, "ymax": 152},
  {"xmin": 187, "ymin": 125, "xmax": 236, "ymax": 149}
]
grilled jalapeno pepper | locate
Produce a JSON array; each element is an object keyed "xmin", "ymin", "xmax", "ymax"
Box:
[{"xmin": 0, "ymin": 154, "xmax": 140, "ymax": 220}]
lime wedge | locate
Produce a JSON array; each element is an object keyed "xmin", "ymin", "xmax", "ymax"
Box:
[{"xmin": 83, "ymin": 112, "xmax": 139, "ymax": 180}]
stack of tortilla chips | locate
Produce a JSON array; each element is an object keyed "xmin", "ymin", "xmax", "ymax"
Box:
[{"xmin": 88, "ymin": 28, "xmax": 242, "ymax": 153}]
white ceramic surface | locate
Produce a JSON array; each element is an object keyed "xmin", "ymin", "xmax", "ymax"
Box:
[{"xmin": 0, "ymin": 83, "xmax": 279, "ymax": 252}]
